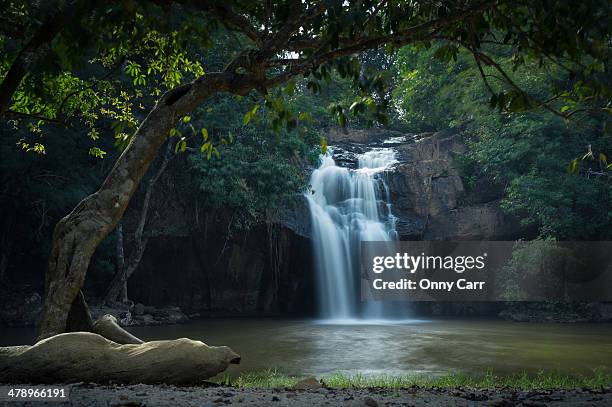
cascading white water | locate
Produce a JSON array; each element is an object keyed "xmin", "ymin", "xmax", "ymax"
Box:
[{"xmin": 306, "ymin": 146, "xmax": 398, "ymax": 320}]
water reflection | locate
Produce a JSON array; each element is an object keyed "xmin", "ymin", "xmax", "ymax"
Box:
[
  {"xmin": 131, "ymin": 318, "xmax": 612, "ymax": 377},
  {"xmin": 3, "ymin": 318, "xmax": 610, "ymax": 377}
]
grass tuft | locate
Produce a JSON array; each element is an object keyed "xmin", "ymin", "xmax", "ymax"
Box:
[
  {"xmin": 229, "ymin": 368, "xmax": 302, "ymax": 389},
  {"xmin": 221, "ymin": 368, "xmax": 611, "ymax": 390}
]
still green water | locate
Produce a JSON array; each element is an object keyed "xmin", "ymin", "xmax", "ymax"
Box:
[{"xmin": 3, "ymin": 318, "xmax": 611, "ymax": 377}]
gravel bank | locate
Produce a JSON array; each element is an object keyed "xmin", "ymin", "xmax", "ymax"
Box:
[{"xmin": 3, "ymin": 383, "xmax": 610, "ymax": 406}]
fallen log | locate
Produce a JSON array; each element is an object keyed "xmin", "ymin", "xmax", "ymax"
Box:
[{"xmin": 0, "ymin": 332, "xmax": 240, "ymax": 384}]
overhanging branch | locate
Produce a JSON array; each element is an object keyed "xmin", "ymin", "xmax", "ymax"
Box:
[
  {"xmin": 265, "ymin": 1, "xmax": 497, "ymax": 84},
  {"xmin": 0, "ymin": 5, "xmax": 77, "ymax": 116},
  {"xmin": 193, "ymin": 1, "xmax": 263, "ymax": 45}
]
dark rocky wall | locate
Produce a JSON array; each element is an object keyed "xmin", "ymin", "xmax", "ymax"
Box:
[{"xmin": 127, "ymin": 222, "xmax": 315, "ymax": 316}]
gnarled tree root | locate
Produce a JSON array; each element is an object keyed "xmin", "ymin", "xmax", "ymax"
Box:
[
  {"xmin": 92, "ymin": 314, "xmax": 143, "ymax": 345},
  {"xmin": 0, "ymin": 332, "xmax": 240, "ymax": 384},
  {"xmin": 63, "ymin": 290, "xmax": 142, "ymax": 345}
]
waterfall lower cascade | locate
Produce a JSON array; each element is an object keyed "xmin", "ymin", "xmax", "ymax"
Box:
[{"xmin": 306, "ymin": 146, "xmax": 399, "ymax": 320}]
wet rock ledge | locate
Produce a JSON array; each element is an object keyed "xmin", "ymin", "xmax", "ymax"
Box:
[
  {"xmin": 0, "ymin": 285, "xmax": 189, "ymax": 328},
  {"xmin": 90, "ymin": 302, "xmax": 189, "ymax": 327}
]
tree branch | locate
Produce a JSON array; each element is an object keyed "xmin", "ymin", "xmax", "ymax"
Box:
[
  {"xmin": 265, "ymin": 1, "xmax": 497, "ymax": 85},
  {"xmin": 432, "ymin": 33, "xmax": 580, "ymax": 120},
  {"xmin": 0, "ymin": 5, "xmax": 77, "ymax": 116},
  {"xmin": 192, "ymin": 1, "xmax": 263, "ymax": 45},
  {"xmin": 5, "ymin": 109, "xmax": 63, "ymax": 124},
  {"xmin": 472, "ymin": 50, "xmax": 569, "ymax": 118},
  {"xmin": 260, "ymin": 1, "xmax": 325, "ymax": 59}
]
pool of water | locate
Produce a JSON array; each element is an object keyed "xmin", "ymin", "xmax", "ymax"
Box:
[{"xmin": 3, "ymin": 318, "xmax": 611, "ymax": 377}]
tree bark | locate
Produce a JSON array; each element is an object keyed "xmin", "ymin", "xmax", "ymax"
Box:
[
  {"xmin": 65, "ymin": 290, "xmax": 94, "ymax": 332},
  {"xmin": 108, "ymin": 223, "xmax": 128, "ymax": 304},
  {"xmin": 38, "ymin": 72, "xmax": 255, "ymax": 340}
]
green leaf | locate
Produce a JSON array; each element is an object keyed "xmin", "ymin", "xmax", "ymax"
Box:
[
  {"xmin": 284, "ymin": 80, "xmax": 296, "ymax": 95},
  {"xmin": 201, "ymin": 127, "xmax": 208, "ymax": 141},
  {"xmin": 321, "ymin": 136, "xmax": 328, "ymax": 155},
  {"xmin": 567, "ymin": 159, "xmax": 579, "ymax": 174},
  {"xmin": 88, "ymin": 147, "xmax": 107, "ymax": 158},
  {"xmin": 599, "ymin": 153, "xmax": 607, "ymax": 165},
  {"xmin": 298, "ymin": 112, "xmax": 313, "ymax": 123},
  {"xmin": 243, "ymin": 104, "xmax": 259, "ymax": 125},
  {"xmin": 175, "ymin": 138, "xmax": 187, "ymax": 153},
  {"xmin": 200, "ymin": 141, "xmax": 211, "ymax": 153}
]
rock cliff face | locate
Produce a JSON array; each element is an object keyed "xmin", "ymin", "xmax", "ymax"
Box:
[
  {"xmin": 385, "ymin": 128, "xmax": 520, "ymax": 240},
  {"xmin": 127, "ymin": 219, "xmax": 315, "ymax": 316},
  {"xmin": 327, "ymin": 126, "xmax": 521, "ymax": 241}
]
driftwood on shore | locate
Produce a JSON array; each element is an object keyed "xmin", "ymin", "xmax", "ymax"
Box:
[{"xmin": 0, "ymin": 332, "xmax": 240, "ymax": 384}]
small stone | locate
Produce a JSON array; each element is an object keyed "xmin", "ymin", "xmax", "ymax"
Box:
[
  {"xmin": 272, "ymin": 396, "xmax": 280, "ymax": 401},
  {"xmin": 141, "ymin": 314, "xmax": 155, "ymax": 324},
  {"xmin": 363, "ymin": 396, "xmax": 378, "ymax": 407},
  {"xmin": 292, "ymin": 377, "xmax": 322, "ymax": 390},
  {"xmin": 134, "ymin": 303, "xmax": 145, "ymax": 316},
  {"xmin": 491, "ymin": 399, "xmax": 515, "ymax": 407},
  {"xmin": 112, "ymin": 402, "xmax": 143, "ymax": 407}
]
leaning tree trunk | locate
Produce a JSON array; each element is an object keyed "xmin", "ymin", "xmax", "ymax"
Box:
[
  {"xmin": 38, "ymin": 104, "xmax": 174, "ymax": 339},
  {"xmin": 38, "ymin": 72, "xmax": 251, "ymax": 340}
]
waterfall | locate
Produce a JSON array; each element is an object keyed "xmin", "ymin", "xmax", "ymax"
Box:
[{"xmin": 306, "ymin": 146, "xmax": 398, "ymax": 320}]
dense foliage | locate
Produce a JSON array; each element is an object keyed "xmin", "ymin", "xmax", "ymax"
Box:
[
  {"xmin": 186, "ymin": 92, "xmax": 321, "ymax": 231},
  {"xmin": 393, "ymin": 45, "xmax": 611, "ymax": 239},
  {"xmin": 2, "ymin": 1, "xmax": 610, "ymax": 152}
]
